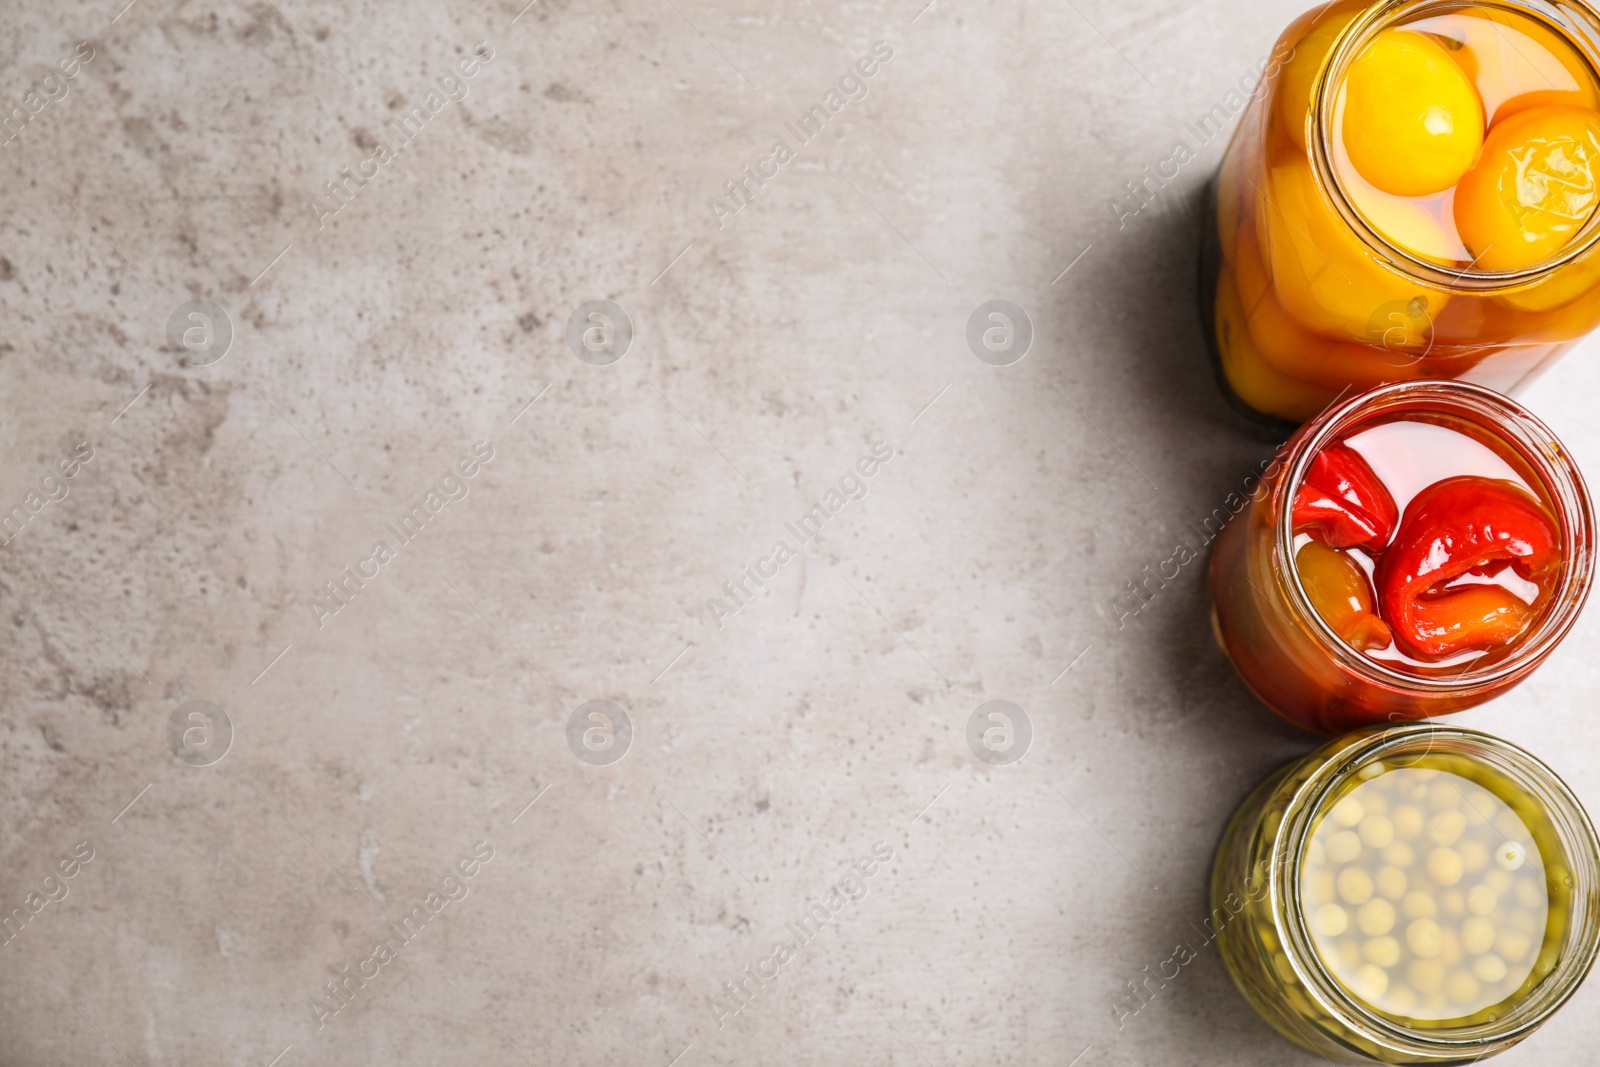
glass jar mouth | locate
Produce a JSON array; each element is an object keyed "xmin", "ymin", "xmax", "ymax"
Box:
[
  {"xmin": 1310, "ymin": 0, "xmax": 1600, "ymax": 290},
  {"xmin": 1272, "ymin": 380, "xmax": 1595, "ymax": 695},
  {"xmin": 1272, "ymin": 725, "xmax": 1600, "ymax": 1054}
]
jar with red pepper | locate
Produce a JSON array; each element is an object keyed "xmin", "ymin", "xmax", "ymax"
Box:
[{"xmin": 1209, "ymin": 380, "xmax": 1595, "ymax": 733}]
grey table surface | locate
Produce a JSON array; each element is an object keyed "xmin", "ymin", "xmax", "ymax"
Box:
[{"xmin": 3, "ymin": 0, "xmax": 1599, "ymax": 1064}]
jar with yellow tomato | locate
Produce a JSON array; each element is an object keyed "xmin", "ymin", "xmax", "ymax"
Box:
[{"xmin": 1205, "ymin": 0, "xmax": 1600, "ymax": 428}]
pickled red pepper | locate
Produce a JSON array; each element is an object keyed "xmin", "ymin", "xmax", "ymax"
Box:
[
  {"xmin": 1292, "ymin": 440, "xmax": 1563, "ymax": 665},
  {"xmin": 1293, "ymin": 445, "xmax": 1398, "ymax": 550},
  {"xmin": 1378, "ymin": 479, "xmax": 1560, "ymax": 659}
]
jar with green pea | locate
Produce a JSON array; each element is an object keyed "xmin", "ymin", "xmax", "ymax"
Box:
[{"xmin": 1212, "ymin": 724, "xmax": 1600, "ymax": 1062}]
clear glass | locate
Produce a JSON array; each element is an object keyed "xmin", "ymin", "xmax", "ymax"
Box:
[
  {"xmin": 1213, "ymin": 725, "xmax": 1600, "ymax": 1062},
  {"xmin": 1208, "ymin": 381, "xmax": 1593, "ymax": 734},
  {"xmin": 1204, "ymin": 0, "xmax": 1600, "ymax": 428}
]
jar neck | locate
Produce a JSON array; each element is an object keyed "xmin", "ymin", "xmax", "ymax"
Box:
[
  {"xmin": 1269, "ymin": 381, "xmax": 1595, "ymax": 695},
  {"xmin": 1309, "ymin": 0, "xmax": 1600, "ymax": 290}
]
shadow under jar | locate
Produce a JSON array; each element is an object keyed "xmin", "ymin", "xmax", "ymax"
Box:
[
  {"xmin": 1203, "ymin": 0, "xmax": 1600, "ymax": 430},
  {"xmin": 1208, "ymin": 381, "xmax": 1593, "ymax": 734},
  {"xmin": 1212, "ymin": 725, "xmax": 1600, "ymax": 1063}
]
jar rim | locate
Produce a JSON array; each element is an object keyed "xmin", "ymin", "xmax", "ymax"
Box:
[
  {"xmin": 1272, "ymin": 380, "xmax": 1595, "ymax": 695},
  {"xmin": 1309, "ymin": 0, "xmax": 1600, "ymax": 290},
  {"xmin": 1271, "ymin": 724, "xmax": 1600, "ymax": 1053}
]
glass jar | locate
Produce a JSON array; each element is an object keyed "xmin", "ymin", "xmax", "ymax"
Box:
[
  {"xmin": 1208, "ymin": 380, "xmax": 1593, "ymax": 734},
  {"xmin": 1213, "ymin": 724, "xmax": 1600, "ymax": 1063},
  {"xmin": 1204, "ymin": 0, "xmax": 1600, "ymax": 429}
]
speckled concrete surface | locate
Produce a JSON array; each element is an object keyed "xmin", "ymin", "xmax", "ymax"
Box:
[{"xmin": 4, "ymin": 0, "xmax": 1600, "ymax": 1064}]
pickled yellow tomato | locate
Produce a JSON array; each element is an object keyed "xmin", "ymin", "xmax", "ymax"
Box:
[
  {"xmin": 1455, "ymin": 105, "xmax": 1600, "ymax": 271},
  {"xmin": 1276, "ymin": 9, "xmax": 1358, "ymax": 149},
  {"xmin": 1342, "ymin": 30, "xmax": 1485, "ymax": 197}
]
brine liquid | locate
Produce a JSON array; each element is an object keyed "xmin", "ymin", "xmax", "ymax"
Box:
[{"xmin": 1299, "ymin": 760, "xmax": 1567, "ymax": 1024}]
